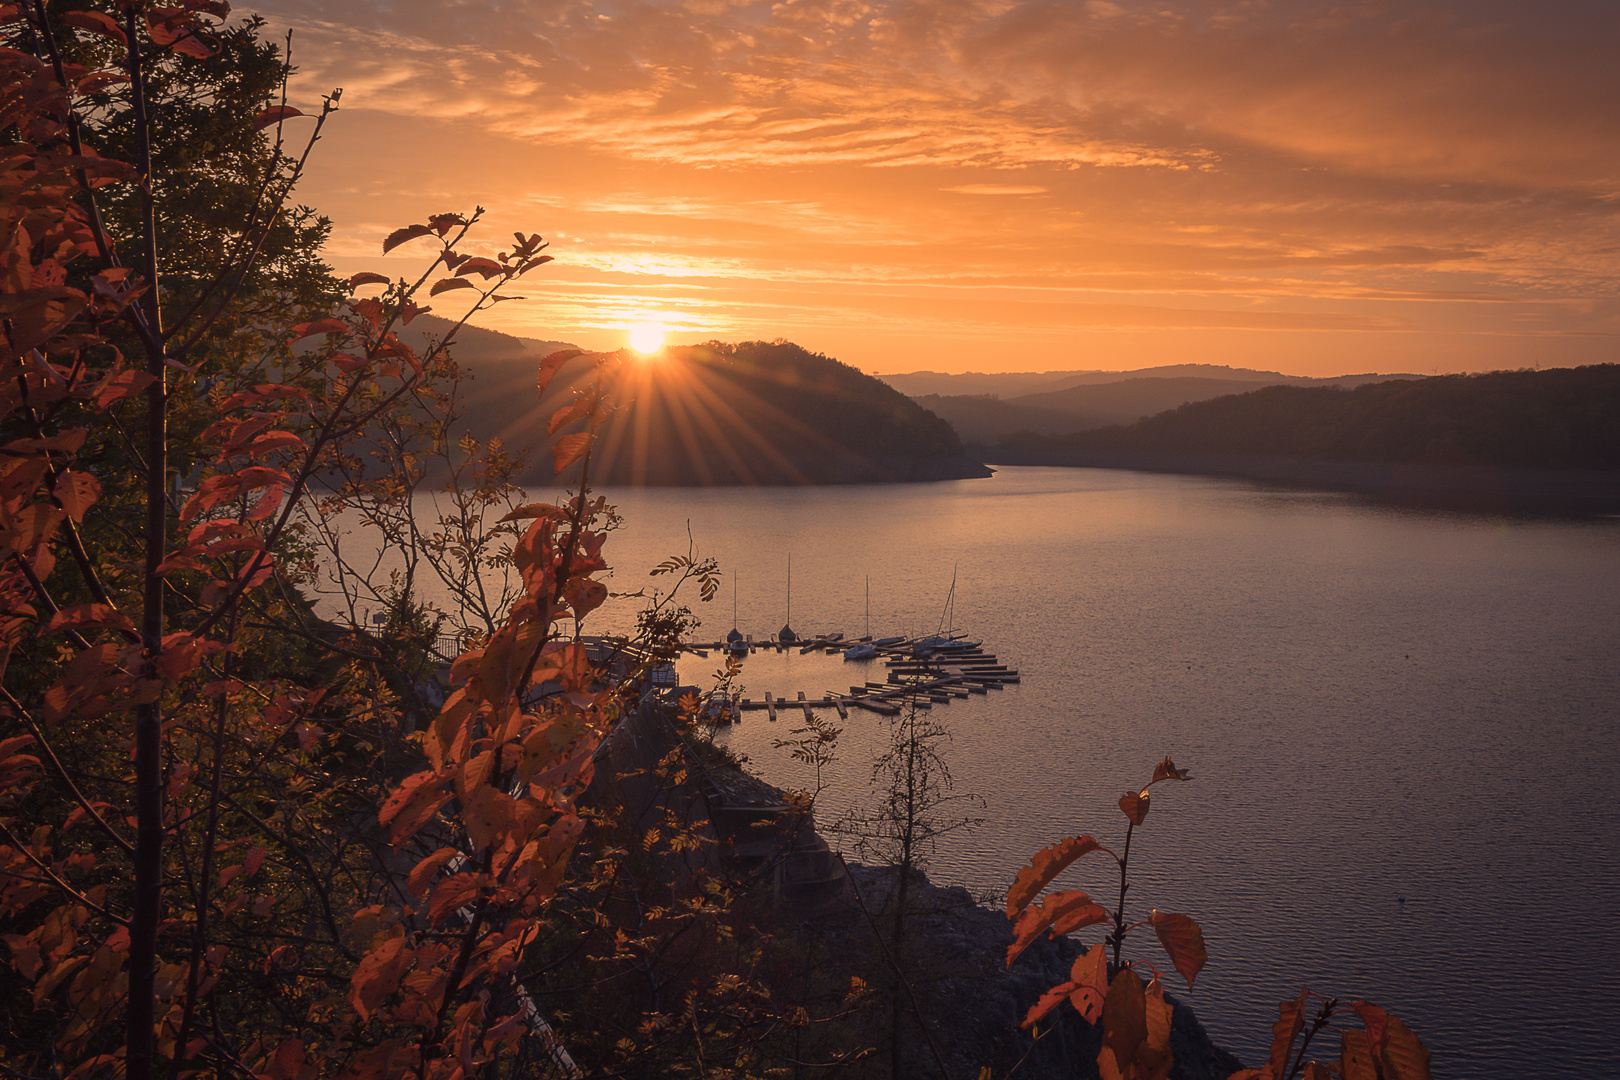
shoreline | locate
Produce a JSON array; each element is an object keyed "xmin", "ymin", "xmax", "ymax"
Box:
[{"xmin": 978, "ymin": 447, "xmax": 1620, "ymax": 515}]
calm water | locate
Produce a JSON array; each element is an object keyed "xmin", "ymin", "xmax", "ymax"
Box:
[{"xmin": 412, "ymin": 466, "xmax": 1620, "ymax": 1076}]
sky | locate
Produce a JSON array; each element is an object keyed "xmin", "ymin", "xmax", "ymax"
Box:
[{"xmin": 246, "ymin": 0, "xmax": 1620, "ymax": 377}]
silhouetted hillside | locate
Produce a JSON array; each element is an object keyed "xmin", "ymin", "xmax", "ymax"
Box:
[
  {"xmin": 572, "ymin": 341, "xmax": 986, "ymax": 485},
  {"xmin": 1024, "ymin": 366, "xmax": 1620, "ymax": 471},
  {"xmin": 399, "ymin": 326, "xmax": 986, "ymax": 485}
]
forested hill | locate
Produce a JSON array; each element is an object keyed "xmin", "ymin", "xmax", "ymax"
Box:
[
  {"xmin": 567, "ymin": 341, "xmax": 986, "ymax": 485},
  {"xmin": 1024, "ymin": 365, "xmax": 1620, "ymax": 472},
  {"xmin": 401, "ymin": 319, "xmax": 986, "ymax": 484}
]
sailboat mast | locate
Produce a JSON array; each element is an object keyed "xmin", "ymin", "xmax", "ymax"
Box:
[{"xmin": 787, "ymin": 553, "xmax": 791, "ymax": 628}]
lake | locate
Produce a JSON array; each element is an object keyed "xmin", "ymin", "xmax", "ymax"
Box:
[
  {"xmin": 370, "ymin": 465, "xmax": 1619, "ymax": 1075},
  {"xmin": 577, "ymin": 465, "xmax": 1620, "ymax": 1079}
]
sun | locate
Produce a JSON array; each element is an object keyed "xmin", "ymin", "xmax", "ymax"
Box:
[{"xmin": 628, "ymin": 322, "xmax": 666, "ymax": 355}]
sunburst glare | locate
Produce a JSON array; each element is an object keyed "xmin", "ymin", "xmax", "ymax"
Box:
[{"xmin": 628, "ymin": 322, "xmax": 667, "ymax": 355}]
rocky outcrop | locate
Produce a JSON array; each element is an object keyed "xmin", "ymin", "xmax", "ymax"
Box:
[{"xmin": 811, "ymin": 864, "xmax": 1245, "ymax": 1080}]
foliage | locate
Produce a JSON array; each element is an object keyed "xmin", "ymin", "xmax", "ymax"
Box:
[
  {"xmin": 1004, "ymin": 759, "xmax": 1431, "ymax": 1080},
  {"xmin": 0, "ymin": 5, "xmax": 682, "ymax": 1078}
]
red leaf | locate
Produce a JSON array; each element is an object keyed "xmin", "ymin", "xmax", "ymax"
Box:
[
  {"xmin": 453, "ymin": 256, "xmax": 504, "ymax": 280},
  {"xmin": 1006, "ymin": 890, "xmax": 1108, "ymax": 968},
  {"xmin": 266, "ymin": 1038, "xmax": 307, "ymax": 1080},
  {"xmin": 348, "ymin": 936, "xmax": 408, "ymax": 1021},
  {"xmin": 1119, "ymin": 789, "xmax": 1150, "ymax": 825},
  {"xmin": 551, "ymin": 432, "xmax": 592, "ymax": 475},
  {"xmin": 53, "ymin": 471, "xmax": 100, "ymax": 523},
  {"xmin": 378, "ymin": 770, "xmax": 450, "ymax": 844},
  {"xmin": 429, "ymin": 277, "xmax": 474, "ymax": 296},
  {"xmin": 1149, "ymin": 757, "xmax": 1191, "ymax": 785},
  {"xmin": 382, "ymin": 224, "xmax": 434, "ymax": 253},
  {"xmin": 547, "ymin": 396, "xmax": 594, "ymax": 436},
  {"xmin": 251, "ymin": 105, "xmax": 303, "ymax": 131},
  {"xmin": 1007, "ymin": 835, "xmax": 1106, "ymax": 917},
  {"xmin": 47, "ymin": 603, "xmax": 135, "ymax": 636},
  {"xmin": 91, "ymin": 369, "xmax": 155, "ymax": 410},
  {"xmin": 1149, "ymin": 910, "xmax": 1207, "ymax": 986},
  {"xmin": 59, "ymin": 11, "xmax": 126, "ymax": 44},
  {"xmin": 535, "ymin": 349, "xmax": 584, "ymax": 398},
  {"xmin": 287, "ymin": 318, "xmax": 349, "ymax": 342},
  {"xmin": 348, "ymin": 272, "xmax": 390, "ymax": 289}
]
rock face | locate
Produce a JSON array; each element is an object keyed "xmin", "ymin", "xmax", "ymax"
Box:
[{"xmin": 818, "ymin": 864, "xmax": 1246, "ymax": 1080}]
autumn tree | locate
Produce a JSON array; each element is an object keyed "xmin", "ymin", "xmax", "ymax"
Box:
[{"xmin": 0, "ymin": 4, "xmax": 669, "ymax": 1078}]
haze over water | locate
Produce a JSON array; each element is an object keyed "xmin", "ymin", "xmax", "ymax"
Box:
[{"xmin": 588, "ymin": 465, "xmax": 1620, "ymax": 1079}]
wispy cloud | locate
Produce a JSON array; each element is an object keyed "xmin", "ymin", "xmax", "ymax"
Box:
[{"xmin": 248, "ymin": 0, "xmax": 1620, "ymax": 373}]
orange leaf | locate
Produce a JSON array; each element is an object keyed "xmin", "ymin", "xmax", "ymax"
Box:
[
  {"xmin": 1339, "ymin": 1029, "xmax": 1378, "ymax": 1080},
  {"xmin": 1119, "ymin": 789, "xmax": 1150, "ymax": 825},
  {"xmin": 1377, "ymin": 1013, "xmax": 1432, "ymax": 1080},
  {"xmin": 1021, "ymin": 981, "xmax": 1077, "ymax": 1029},
  {"xmin": 552, "ymin": 432, "xmax": 592, "ymax": 475},
  {"xmin": 1007, "ymin": 889, "xmax": 1108, "ymax": 968},
  {"xmin": 429, "ymin": 277, "xmax": 474, "ymax": 296},
  {"xmin": 251, "ymin": 105, "xmax": 303, "ymax": 131},
  {"xmin": 1099, "ymin": 968, "xmax": 1148, "ymax": 1080},
  {"xmin": 1149, "ymin": 910, "xmax": 1207, "ymax": 986},
  {"xmin": 1068, "ymin": 943, "xmax": 1109, "ymax": 1024},
  {"xmin": 1142, "ymin": 977, "xmax": 1173, "ymax": 1065},
  {"xmin": 1006, "ymin": 835, "xmax": 1105, "ymax": 918},
  {"xmin": 53, "ymin": 470, "xmax": 100, "ymax": 523},
  {"xmin": 462, "ymin": 786, "xmax": 516, "ymax": 853},
  {"xmin": 408, "ymin": 847, "xmax": 461, "ymax": 898},
  {"xmin": 428, "ymin": 872, "xmax": 483, "ymax": 925},
  {"xmin": 348, "ymin": 271, "xmax": 390, "ymax": 289},
  {"xmin": 1149, "ymin": 757, "xmax": 1191, "ymax": 785},
  {"xmin": 1267, "ymin": 992, "xmax": 1309, "ymax": 1078},
  {"xmin": 382, "ymin": 224, "xmax": 434, "ymax": 253}
]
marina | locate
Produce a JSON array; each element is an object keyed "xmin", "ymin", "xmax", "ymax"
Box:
[{"xmin": 678, "ymin": 634, "xmax": 1019, "ymax": 722}]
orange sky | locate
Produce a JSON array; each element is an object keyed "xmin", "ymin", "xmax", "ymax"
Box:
[{"xmin": 248, "ymin": 0, "xmax": 1620, "ymax": 378}]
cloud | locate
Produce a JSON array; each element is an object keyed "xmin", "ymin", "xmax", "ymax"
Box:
[
  {"xmin": 942, "ymin": 184, "xmax": 1048, "ymax": 195},
  {"xmin": 244, "ymin": 0, "xmax": 1620, "ymax": 373}
]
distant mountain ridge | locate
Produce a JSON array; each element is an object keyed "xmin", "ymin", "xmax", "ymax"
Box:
[
  {"xmin": 887, "ymin": 364, "xmax": 1425, "ymax": 443},
  {"xmin": 878, "ymin": 363, "xmax": 1420, "ymax": 401}
]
